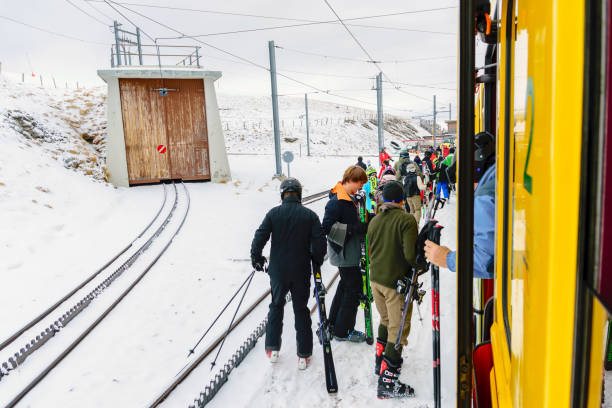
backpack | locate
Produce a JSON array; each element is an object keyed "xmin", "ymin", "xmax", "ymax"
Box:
[
  {"xmin": 399, "ymin": 160, "xmax": 410, "ymax": 177},
  {"xmin": 403, "ymin": 172, "xmax": 420, "ymax": 197}
]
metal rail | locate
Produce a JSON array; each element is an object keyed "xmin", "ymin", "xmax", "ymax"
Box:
[
  {"xmin": 302, "ymin": 190, "xmax": 329, "ymax": 205},
  {"xmin": 5, "ymin": 182, "xmax": 191, "ymax": 407},
  {"xmin": 0, "ymin": 184, "xmax": 175, "ymax": 380},
  {"xmin": 0, "ymin": 184, "xmax": 168, "ymax": 353},
  {"xmin": 149, "ymin": 191, "xmax": 335, "ymax": 407},
  {"xmin": 187, "ymin": 271, "xmax": 340, "ymax": 408}
]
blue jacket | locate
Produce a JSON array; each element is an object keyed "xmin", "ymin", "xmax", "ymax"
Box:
[{"xmin": 446, "ymin": 164, "xmax": 495, "ymax": 279}]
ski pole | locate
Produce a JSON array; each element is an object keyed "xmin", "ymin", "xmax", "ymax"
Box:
[
  {"xmin": 394, "ymin": 268, "xmax": 418, "ymax": 350},
  {"xmin": 186, "ymin": 270, "xmax": 256, "ymax": 357},
  {"xmin": 210, "ymin": 270, "xmax": 256, "ymax": 369}
]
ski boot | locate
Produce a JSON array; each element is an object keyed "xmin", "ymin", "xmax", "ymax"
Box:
[
  {"xmin": 335, "ymin": 329, "xmax": 367, "ymax": 343},
  {"xmin": 374, "ymin": 338, "xmax": 387, "ymax": 375},
  {"xmin": 266, "ymin": 350, "xmax": 279, "ymax": 363},
  {"xmin": 377, "ymin": 356, "xmax": 415, "ymax": 399},
  {"xmin": 297, "ymin": 356, "xmax": 311, "ymax": 370}
]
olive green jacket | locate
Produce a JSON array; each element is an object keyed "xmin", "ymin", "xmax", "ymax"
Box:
[{"xmin": 367, "ymin": 202, "xmax": 418, "ymax": 289}]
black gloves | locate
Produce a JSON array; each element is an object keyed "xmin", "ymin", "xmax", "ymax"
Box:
[
  {"xmin": 251, "ymin": 255, "xmax": 267, "ymax": 272},
  {"xmin": 347, "ymin": 222, "xmax": 368, "ymax": 236}
]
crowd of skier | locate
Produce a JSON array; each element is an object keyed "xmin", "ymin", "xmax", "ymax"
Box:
[{"xmin": 250, "ymin": 134, "xmax": 499, "ymax": 399}]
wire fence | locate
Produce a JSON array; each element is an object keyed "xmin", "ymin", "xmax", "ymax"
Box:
[{"xmin": 0, "ymin": 67, "xmax": 101, "ymax": 90}]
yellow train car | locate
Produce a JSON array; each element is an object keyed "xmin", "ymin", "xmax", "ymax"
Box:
[{"xmin": 456, "ymin": 1, "xmax": 612, "ymax": 407}]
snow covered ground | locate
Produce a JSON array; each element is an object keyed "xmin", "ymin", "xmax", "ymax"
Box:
[{"xmin": 3, "ymin": 75, "xmax": 606, "ymax": 408}]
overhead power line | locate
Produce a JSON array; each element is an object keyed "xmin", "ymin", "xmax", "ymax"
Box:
[
  {"xmin": 83, "ymin": 0, "xmax": 116, "ymax": 24},
  {"xmin": 0, "ymin": 15, "xmax": 109, "ymax": 45},
  {"xmin": 65, "ymin": 0, "xmax": 110, "ymax": 26},
  {"xmin": 87, "ymin": 1, "xmax": 456, "ymax": 38},
  {"xmin": 141, "ymin": 8, "xmax": 456, "ymax": 39},
  {"xmin": 100, "ymin": 1, "xmax": 411, "ymax": 112},
  {"xmin": 276, "ymin": 46, "xmax": 456, "ymax": 64},
  {"xmin": 320, "ymin": 0, "xmax": 432, "ymax": 102}
]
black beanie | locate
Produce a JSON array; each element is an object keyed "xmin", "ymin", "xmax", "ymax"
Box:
[{"xmin": 382, "ymin": 181, "xmax": 404, "ymax": 203}]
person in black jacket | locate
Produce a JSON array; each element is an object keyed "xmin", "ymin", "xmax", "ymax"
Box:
[
  {"xmin": 356, "ymin": 156, "xmax": 367, "ymax": 170},
  {"xmin": 322, "ymin": 165, "xmax": 370, "ymax": 342},
  {"xmin": 251, "ymin": 178, "xmax": 326, "ymax": 369}
]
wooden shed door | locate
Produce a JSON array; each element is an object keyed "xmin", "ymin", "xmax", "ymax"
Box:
[
  {"xmin": 163, "ymin": 79, "xmax": 210, "ymax": 180},
  {"xmin": 119, "ymin": 78, "xmax": 170, "ymax": 183}
]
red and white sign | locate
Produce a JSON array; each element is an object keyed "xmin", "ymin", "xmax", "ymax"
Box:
[{"xmin": 157, "ymin": 144, "xmax": 167, "ymax": 154}]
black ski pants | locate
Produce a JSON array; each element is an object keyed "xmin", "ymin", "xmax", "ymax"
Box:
[
  {"xmin": 328, "ymin": 266, "xmax": 362, "ymax": 337},
  {"xmin": 265, "ymin": 276, "xmax": 313, "ymax": 358}
]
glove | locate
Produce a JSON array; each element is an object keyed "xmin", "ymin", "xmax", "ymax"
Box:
[
  {"xmin": 347, "ymin": 222, "xmax": 367, "ymax": 236},
  {"xmin": 251, "ymin": 255, "xmax": 267, "ymax": 272}
]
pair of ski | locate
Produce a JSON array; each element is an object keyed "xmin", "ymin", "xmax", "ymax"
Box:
[
  {"xmin": 311, "ymin": 192, "xmax": 374, "ymax": 394},
  {"xmin": 356, "ymin": 192, "xmax": 375, "ymax": 346},
  {"xmin": 394, "ymin": 220, "xmax": 443, "ymax": 408}
]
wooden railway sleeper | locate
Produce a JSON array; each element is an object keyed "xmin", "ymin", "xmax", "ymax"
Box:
[{"xmin": 0, "ymin": 184, "xmax": 180, "ymax": 382}]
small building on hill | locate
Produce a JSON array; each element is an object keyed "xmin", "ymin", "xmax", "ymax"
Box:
[{"xmin": 97, "ymin": 67, "xmax": 231, "ymax": 187}]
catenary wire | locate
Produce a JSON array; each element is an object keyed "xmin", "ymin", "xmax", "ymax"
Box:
[
  {"xmin": 276, "ymin": 46, "xmax": 456, "ymax": 65},
  {"xmin": 0, "ymin": 15, "xmax": 109, "ymax": 45},
  {"xmin": 320, "ymin": 0, "xmax": 433, "ymax": 102},
  {"xmin": 83, "ymin": 0, "xmax": 116, "ymax": 24},
  {"xmin": 65, "ymin": 0, "xmax": 111, "ymax": 26},
  {"xmin": 101, "ymin": 0, "xmax": 414, "ymax": 112},
  {"xmin": 86, "ymin": 1, "xmax": 456, "ymax": 37}
]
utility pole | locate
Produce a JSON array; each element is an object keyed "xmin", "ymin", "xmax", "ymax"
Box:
[
  {"xmin": 113, "ymin": 21, "xmax": 121, "ymax": 67},
  {"xmin": 268, "ymin": 41, "xmax": 282, "ymax": 176},
  {"xmin": 305, "ymin": 93, "xmax": 311, "ymax": 156},
  {"xmin": 449, "ymin": 103, "xmax": 452, "ymax": 120},
  {"xmin": 432, "ymin": 95, "xmax": 437, "ymax": 148},
  {"xmin": 376, "ymin": 72, "xmax": 383, "ymax": 154}
]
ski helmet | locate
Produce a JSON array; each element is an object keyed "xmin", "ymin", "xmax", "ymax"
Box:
[
  {"xmin": 474, "ymin": 131, "xmax": 495, "ymax": 182},
  {"xmin": 280, "ymin": 177, "xmax": 303, "ymax": 200}
]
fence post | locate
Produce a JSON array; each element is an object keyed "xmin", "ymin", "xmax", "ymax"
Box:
[
  {"xmin": 305, "ymin": 93, "xmax": 311, "ymax": 156},
  {"xmin": 40, "ymin": 75, "xmax": 43, "ymax": 87}
]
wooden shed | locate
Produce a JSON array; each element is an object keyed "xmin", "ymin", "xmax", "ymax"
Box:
[{"xmin": 97, "ymin": 68, "xmax": 231, "ymax": 186}]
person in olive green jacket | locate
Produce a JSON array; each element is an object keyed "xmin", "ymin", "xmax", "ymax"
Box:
[{"xmin": 367, "ymin": 180, "xmax": 418, "ymax": 399}]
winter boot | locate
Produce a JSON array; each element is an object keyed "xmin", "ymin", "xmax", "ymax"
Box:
[
  {"xmin": 297, "ymin": 356, "xmax": 311, "ymax": 370},
  {"xmin": 335, "ymin": 329, "xmax": 366, "ymax": 343},
  {"xmin": 377, "ymin": 356, "xmax": 415, "ymax": 399},
  {"xmin": 266, "ymin": 350, "xmax": 279, "ymax": 363},
  {"xmin": 375, "ymin": 338, "xmax": 387, "ymax": 375}
]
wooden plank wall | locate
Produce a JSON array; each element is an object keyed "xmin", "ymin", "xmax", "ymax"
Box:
[
  {"xmin": 118, "ymin": 78, "xmax": 210, "ymax": 184},
  {"xmin": 164, "ymin": 79, "xmax": 210, "ymax": 180},
  {"xmin": 119, "ymin": 78, "xmax": 170, "ymax": 183}
]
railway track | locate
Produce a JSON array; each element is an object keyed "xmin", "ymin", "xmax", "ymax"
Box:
[
  {"xmin": 1, "ymin": 181, "xmax": 191, "ymax": 407},
  {"xmin": 1, "ymin": 186, "xmax": 329, "ymax": 407},
  {"xmin": 150, "ymin": 188, "xmax": 333, "ymax": 407}
]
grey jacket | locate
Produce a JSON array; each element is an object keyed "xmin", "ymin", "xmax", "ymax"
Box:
[{"xmin": 327, "ymin": 222, "xmax": 361, "ymax": 267}]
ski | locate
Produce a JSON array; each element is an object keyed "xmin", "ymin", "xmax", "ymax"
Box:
[
  {"xmin": 356, "ymin": 191, "xmax": 374, "ymax": 345},
  {"xmin": 429, "ymin": 224, "xmax": 443, "ymax": 408},
  {"xmin": 312, "ymin": 263, "xmax": 338, "ymax": 393}
]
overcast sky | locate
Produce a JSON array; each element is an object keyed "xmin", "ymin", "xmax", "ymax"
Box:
[{"xmin": 0, "ymin": 0, "xmax": 476, "ymax": 118}]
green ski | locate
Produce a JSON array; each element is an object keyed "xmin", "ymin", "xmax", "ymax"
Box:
[{"xmin": 356, "ymin": 190, "xmax": 374, "ymax": 345}]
